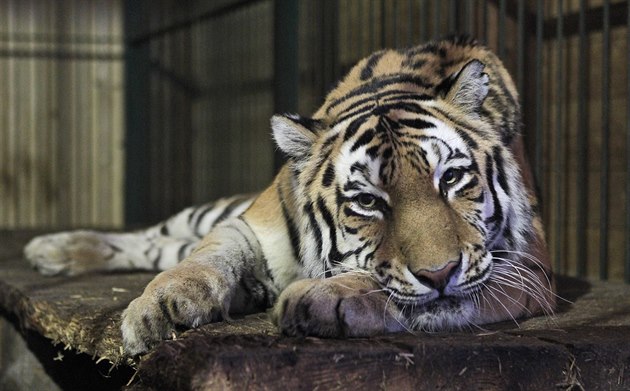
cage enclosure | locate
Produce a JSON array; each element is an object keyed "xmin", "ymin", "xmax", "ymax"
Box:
[{"xmin": 1, "ymin": 1, "xmax": 630, "ymax": 390}]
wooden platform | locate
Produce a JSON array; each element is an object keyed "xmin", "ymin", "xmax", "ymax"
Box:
[{"xmin": 1, "ymin": 230, "xmax": 630, "ymax": 390}]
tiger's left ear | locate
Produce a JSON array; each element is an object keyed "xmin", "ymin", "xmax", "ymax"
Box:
[
  {"xmin": 441, "ymin": 59, "xmax": 489, "ymax": 114},
  {"xmin": 271, "ymin": 114, "xmax": 321, "ymax": 160}
]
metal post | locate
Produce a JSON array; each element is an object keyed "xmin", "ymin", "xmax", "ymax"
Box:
[
  {"xmin": 124, "ymin": 0, "xmax": 151, "ymax": 225},
  {"xmin": 576, "ymin": 0, "xmax": 588, "ymax": 278},
  {"xmin": 554, "ymin": 0, "xmax": 565, "ymax": 274},
  {"xmin": 600, "ymin": 0, "xmax": 610, "ymax": 280},
  {"xmin": 273, "ymin": 0, "xmax": 299, "ymax": 170}
]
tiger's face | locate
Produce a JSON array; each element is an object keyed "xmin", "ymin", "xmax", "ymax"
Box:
[
  {"xmin": 319, "ymin": 108, "xmax": 499, "ymax": 331},
  {"xmin": 272, "ymin": 58, "xmax": 537, "ymax": 330}
]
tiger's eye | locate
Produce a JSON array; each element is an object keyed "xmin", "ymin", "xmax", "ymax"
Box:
[
  {"xmin": 442, "ymin": 168, "xmax": 463, "ymax": 186},
  {"xmin": 356, "ymin": 193, "xmax": 377, "ymax": 209}
]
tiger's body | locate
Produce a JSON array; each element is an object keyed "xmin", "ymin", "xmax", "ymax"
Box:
[{"xmin": 24, "ymin": 37, "xmax": 555, "ymax": 356}]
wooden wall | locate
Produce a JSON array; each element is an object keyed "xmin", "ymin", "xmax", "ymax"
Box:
[{"xmin": 0, "ymin": 0, "xmax": 124, "ymax": 229}]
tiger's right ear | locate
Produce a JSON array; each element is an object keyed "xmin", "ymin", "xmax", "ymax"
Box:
[
  {"xmin": 441, "ymin": 59, "xmax": 489, "ymax": 115},
  {"xmin": 271, "ymin": 114, "xmax": 321, "ymax": 160}
]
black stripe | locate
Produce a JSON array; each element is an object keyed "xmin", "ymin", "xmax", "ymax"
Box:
[
  {"xmin": 334, "ymin": 98, "xmax": 432, "ymax": 128},
  {"xmin": 193, "ymin": 204, "xmax": 216, "ymax": 237},
  {"xmin": 492, "ymin": 146, "xmax": 511, "ymax": 196},
  {"xmin": 365, "ymin": 145, "xmax": 380, "ymax": 158},
  {"xmin": 277, "ymin": 186, "xmax": 302, "ymax": 263},
  {"xmin": 343, "ymin": 115, "xmax": 370, "ymax": 141},
  {"xmin": 455, "ymin": 176, "xmax": 480, "ymax": 198},
  {"xmin": 326, "ymin": 74, "xmax": 434, "ymax": 115},
  {"xmin": 469, "ymin": 192, "xmax": 485, "ymax": 203},
  {"xmin": 360, "ymin": 52, "xmax": 385, "ymax": 80},
  {"xmin": 177, "ymin": 243, "xmax": 189, "ymax": 261},
  {"xmin": 213, "ymin": 197, "xmax": 247, "ymax": 227},
  {"xmin": 484, "ymin": 153, "xmax": 504, "ymax": 230},
  {"xmin": 322, "ymin": 162, "xmax": 335, "ymax": 187},
  {"xmin": 262, "ymin": 255, "xmax": 275, "ymax": 286},
  {"xmin": 160, "ymin": 224, "xmax": 169, "ymax": 236},
  {"xmin": 430, "ymin": 106, "xmax": 489, "ymax": 139},
  {"xmin": 343, "ymin": 180, "xmax": 364, "ymax": 192},
  {"xmin": 344, "ymin": 225, "xmax": 358, "ymax": 234},
  {"xmin": 304, "ymin": 201, "xmax": 323, "ymax": 258},
  {"xmin": 350, "ymin": 162, "xmax": 367, "ymax": 174},
  {"xmin": 398, "ymin": 118, "xmax": 435, "ymax": 130},
  {"xmin": 322, "ymin": 133, "xmax": 339, "ymax": 149},
  {"xmin": 343, "ymin": 206, "xmax": 363, "ymax": 218},
  {"xmin": 453, "ymin": 127, "xmax": 479, "ymax": 150},
  {"xmin": 350, "ymin": 128, "xmax": 375, "ymax": 152},
  {"xmin": 316, "ymin": 196, "xmax": 345, "ymax": 267},
  {"xmin": 288, "ymin": 115, "xmax": 322, "ymax": 133},
  {"xmin": 332, "ymin": 90, "xmax": 432, "ymax": 125}
]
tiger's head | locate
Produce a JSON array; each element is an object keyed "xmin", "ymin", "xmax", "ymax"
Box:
[{"xmin": 272, "ymin": 44, "xmax": 554, "ymax": 331}]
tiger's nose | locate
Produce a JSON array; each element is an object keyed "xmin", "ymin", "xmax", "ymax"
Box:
[{"xmin": 412, "ymin": 261, "xmax": 460, "ymax": 291}]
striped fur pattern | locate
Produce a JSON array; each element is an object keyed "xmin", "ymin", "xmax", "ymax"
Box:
[{"xmin": 24, "ymin": 37, "xmax": 555, "ymax": 356}]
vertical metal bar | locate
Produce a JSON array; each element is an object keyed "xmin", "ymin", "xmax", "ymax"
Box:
[
  {"xmin": 273, "ymin": 0, "xmax": 298, "ymax": 169},
  {"xmin": 600, "ymin": 0, "xmax": 610, "ymax": 280},
  {"xmin": 498, "ymin": 0, "xmax": 505, "ymax": 59},
  {"xmin": 464, "ymin": 0, "xmax": 472, "ymax": 35},
  {"xmin": 393, "ymin": 0, "xmax": 398, "ymax": 46},
  {"xmin": 369, "ymin": 0, "xmax": 375, "ymax": 50},
  {"xmin": 482, "ymin": 0, "xmax": 488, "ymax": 44},
  {"xmin": 554, "ymin": 0, "xmax": 565, "ymax": 274},
  {"xmin": 420, "ymin": 0, "xmax": 428, "ymax": 42},
  {"xmin": 380, "ymin": 0, "xmax": 386, "ymax": 47},
  {"xmin": 358, "ymin": 0, "xmax": 365, "ymax": 56},
  {"xmin": 347, "ymin": 0, "xmax": 352, "ymax": 63},
  {"xmin": 434, "ymin": 0, "xmax": 440, "ymax": 39},
  {"xmin": 576, "ymin": 0, "xmax": 587, "ymax": 278},
  {"xmin": 626, "ymin": 0, "xmax": 630, "ymax": 283},
  {"xmin": 331, "ymin": 0, "xmax": 340, "ymax": 81},
  {"xmin": 123, "ymin": 0, "xmax": 151, "ymax": 225},
  {"xmin": 517, "ymin": 0, "xmax": 525, "ymax": 99},
  {"xmin": 408, "ymin": 0, "xmax": 414, "ymax": 46},
  {"xmin": 535, "ymin": 0, "xmax": 543, "ymax": 192},
  {"xmin": 448, "ymin": 0, "xmax": 456, "ymax": 33}
]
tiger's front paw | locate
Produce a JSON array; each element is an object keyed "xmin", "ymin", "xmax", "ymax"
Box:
[
  {"xmin": 121, "ymin": 266, "xmax": 231, "ymax": 355},
  {"xmin": 272, "ymin": 275, "xmax": 407, "ymax": 338},
  {"xmin": 24, "ymin": 231, "xmax": 113, "ymax": 276}
]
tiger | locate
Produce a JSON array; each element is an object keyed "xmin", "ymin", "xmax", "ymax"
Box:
[{"xmin": 24, "ymin": 36, "xmax": 555, "ymax": 356}]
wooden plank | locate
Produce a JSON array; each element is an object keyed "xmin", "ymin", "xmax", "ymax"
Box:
[{"xmin": 1, "ymin": 231, "xmax": 630, "ymax": 389}]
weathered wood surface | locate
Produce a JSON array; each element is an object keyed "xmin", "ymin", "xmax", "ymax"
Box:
[{"xmin": 1, "ymin": 230, "xmax": 630, "ymax": 390}]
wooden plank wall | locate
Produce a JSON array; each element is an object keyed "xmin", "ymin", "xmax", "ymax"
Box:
[{"xmin": 0, "ymin": 0, "xmax": 124, "ymax": 229}]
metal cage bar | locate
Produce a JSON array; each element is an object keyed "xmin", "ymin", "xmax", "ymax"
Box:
[
  {"xmin": 576, "ymin": 0, "xmax": 588, "ymax": 278},
  {"xmin": 627, "ymin": 0, "xmax": 630, "ymax": 283},
  {"xmin": 600, "ymin": 0, "xmax": 610, "ymax": 280},
  {"xmin": 555, "ymin": 0, "xmax": 565, "ymax": 274},
  {"xmin": 535, "ymin": 0, "xmax": 543, "ymax": 189}
]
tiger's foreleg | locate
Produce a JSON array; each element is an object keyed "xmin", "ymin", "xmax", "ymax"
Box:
[{"xmin": 121, "ymin": 216, "xmax": 275, "ymax": 355}]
